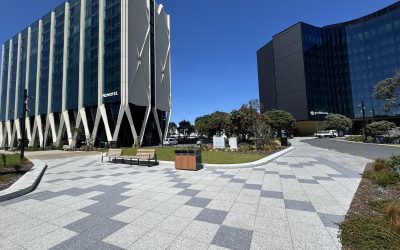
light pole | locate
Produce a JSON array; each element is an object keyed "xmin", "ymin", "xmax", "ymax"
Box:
[{"xmin": 361, "ymin": 101, "xmax": 367, "ymax": 141}]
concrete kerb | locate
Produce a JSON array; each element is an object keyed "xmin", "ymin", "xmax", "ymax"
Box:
[
  {"xmin": 203, "ymin": 146, "xmax": 295, "ymax": 169},
  {"xmin": 0, "ymin": 159, "xmax": 48, "ymax": 202}
]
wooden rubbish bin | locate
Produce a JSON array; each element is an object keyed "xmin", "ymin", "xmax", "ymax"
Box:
[{"xmin": 175, "ymin": 150, "xmax": 202, "ymax": 171}]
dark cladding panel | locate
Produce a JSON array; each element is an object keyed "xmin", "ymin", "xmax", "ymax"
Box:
[
  {"xmin": 272, "ymin": 23, "xmax": 308, "ymax": 120},
  {"xmin": 257, "ymin": 42, "xmax": 276, "ymax": 113}
]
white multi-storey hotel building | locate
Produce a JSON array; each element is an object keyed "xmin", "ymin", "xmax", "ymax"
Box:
[{"xmin": 0, "ymin": 0, "xmax": 171, "ymax": 148}]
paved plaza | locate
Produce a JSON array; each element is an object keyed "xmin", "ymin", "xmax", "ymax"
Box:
[{"xmin": 0, "ymin": 140, "xmax": 370, "ymax": 250}]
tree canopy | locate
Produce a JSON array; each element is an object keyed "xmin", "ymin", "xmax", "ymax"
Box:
[
  {"xmin": 178, "ymin": 120, "xmax": 195, "ymax": 136},
  {"xmin": 194, "ymin": 111, "xmax": 229, "ymax": 137},
  {"xmin": 325, "ymin": 113, "xmax": 353, "ymax": 132},
  {"xmin": 265, "ymin": 109, "xmax": 296, "ymax": 136},
  {"xmin": 373, "ymin": 71, "xmax": 400, "ymax": 112},
  {"xmin": 366, "ymin": 121, "xmax": 396, "ymax": 137}
]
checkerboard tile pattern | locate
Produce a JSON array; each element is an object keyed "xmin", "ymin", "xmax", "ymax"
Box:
[{"xmin": 0, "ymin": 140, "xmax": 369, "ymax": 249}]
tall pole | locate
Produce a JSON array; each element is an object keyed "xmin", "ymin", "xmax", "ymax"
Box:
[
  {"xmin": 21, "ymin": 89, "xmax": 27, "ymax": 159},
  {"xmin": 362, "ymin": 100, "xmax": 367, "ymax": 141}
]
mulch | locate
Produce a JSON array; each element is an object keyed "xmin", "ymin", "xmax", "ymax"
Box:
[
  {"xmin": 0, "ymin": 162, "xmax": 33, "ymax": 191},
  {"xmin": 345, "ymin": 163, "xmax": 400, "ymax": 220}
]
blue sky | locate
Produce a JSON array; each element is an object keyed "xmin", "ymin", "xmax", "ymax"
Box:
[{"xmin": 0, "ymin": 0, "xmax": 398, "ymax": 124}]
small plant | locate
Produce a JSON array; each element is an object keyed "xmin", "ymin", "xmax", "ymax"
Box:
[
  {"xmin": 373, "ymin": 158, "xmax": 389, "ymax": 172},
  {"xmin": 346, "ymin": 135, "xmax": 364, "ymax": 142},
  {"xmin": 363, "ymin": 171, "xmax": 396, "ymax": 187},
  {"xmin": 389, "ymin": 155, "xmax": 400, "ymax": 179},
  {"xmin": 386, "ymin": 201, "xmax": 400, "ymax": 233},
  {"xmin": 339, "ymin": 216, "xmax": 400, "ymax": 250},
  {"xmin": 366, "ymin": 136, "xmax": 375, "ymax": 143},
  {"xmin": 368, "ymin": 199, "xmax": 392, "ymax": 212}
]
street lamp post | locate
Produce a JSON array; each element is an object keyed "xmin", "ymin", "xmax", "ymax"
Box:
[{"xmin": 361, "ymin": 100, "xmax": 367, "ymax": 141}]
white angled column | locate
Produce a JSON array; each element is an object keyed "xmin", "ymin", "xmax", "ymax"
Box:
[
  {"xmin": 11, "ymin": 33, "xmax": 22, "ymax": 146},
  {"xmin": 35, "ymin": 20, "xmax": 43, "ymax": 147},
  {"xmin": 57, "ymin": 2, "xmax": 71, "ymax": 147},
  {"xmin": 5, "ymin": 39, "xmax": 13, "ymax": 147},
  {"xmin": 75, "ymin": 0, "xmax": 90, "ymax": 143},
  {"xmin": 44, "ymin": 11, "xmax": 56, "ymax": 146}
]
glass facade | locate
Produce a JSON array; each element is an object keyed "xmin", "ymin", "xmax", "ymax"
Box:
[
  {"xmin": 83, "ymin": 0, "xmax": 99, "ymax": 108},
  {"xmin": 51, "ymin": 4, "xmax": 65, "ymax": 113},
  {"xmin": 8, "ymin": 36, "xmax": 19, "ymax": 119},
  {"xmin": 0, "ymin": 43, "xmax": 10, "ymax": 121},
  {"xmin": 259, "ymin": 2, "xmax": 400, "ymax": 121},
  {"xmin": 17, "ymin": 29, "xmax": 29, "ymax": 119},
  {"xmin": 39, "ymin": 13, "xmax": 51, "ymax": 115},
  {"xmin": 66, "ymin": 0, "xmax": 81, "ymax": 111},
  {"xmin": 28, "ymin": 21, "xmax": 39, "ymax": 117},
  {"xmin": 103, "ymin": 0, "xmax": 121, "ymax": 104}
]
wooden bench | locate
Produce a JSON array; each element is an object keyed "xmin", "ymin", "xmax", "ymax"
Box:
[
  {"xmin": 102, "ymin": 148, "xmax": 123, "ymax": 163},
  {"xmin": 121, "ymin": 149, "xmax": 158, "ymax": 167}
]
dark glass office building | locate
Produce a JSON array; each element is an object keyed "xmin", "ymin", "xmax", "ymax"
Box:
[
  {"xmin": 257, "ymin": 2, "xmax": 400, "ymax": 132},
  {"xmin": 0, "ymin": 0, "xmax": 171, "ymax": 148}
]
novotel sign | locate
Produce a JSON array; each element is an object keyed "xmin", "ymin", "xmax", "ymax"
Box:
[{"xmin": 103, "ymin": 91, "xmax": 119, "ymax": 98}]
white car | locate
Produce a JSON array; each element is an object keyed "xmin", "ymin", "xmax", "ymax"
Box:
[
  {"xmin": 163, "ymin": 138, "xmax": 178, "ymax": 146},
  {"xmin": 314, "ymin": 130, "xmax": 338, "ymax": 138}
]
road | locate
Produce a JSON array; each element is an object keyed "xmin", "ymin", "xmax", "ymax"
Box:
[{"xmin": 302, "ymin": 138, "xmax": 400, "ymax": 160}]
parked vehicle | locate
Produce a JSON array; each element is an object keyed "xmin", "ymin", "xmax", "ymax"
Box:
[
  {"xmin": 314, "ymin": 130, "xmax": 338, "ymax": 138},
  {"xmin": 163, "ymin": 138, "xmax": 178, "ymax": 146}
]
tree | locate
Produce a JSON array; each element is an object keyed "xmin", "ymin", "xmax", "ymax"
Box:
[
  {"xmin": 251, "ymin": 114, "xmax": 272, "ymax": 150},
  {"xmin": 325, "ymin": 113, "xmax": 353, "ymax": 132},
  {"xmin": 366, "ymin": 121, "xmax": 396, "ymax": 137},
  {"xmin": 195, "ymin": 115, "xmax": 211, "ymax": 137},
  {"xmin": 168, "ymin": 122, "xmax": 177, "ymax": 136},
  {"xmin": 226, "ymin": 100, "xmax": 260, "ymax": 140},
  {"xmin": 265, "ymin": 109, "xmax": 296, "ymax": 136},
  {"xmin": 373, "ymin": 71, "xmax": 400, "ymax": 112},
  {"xmin": 178, "ymin": 120, "xmax": 195, "ymax": 137}
]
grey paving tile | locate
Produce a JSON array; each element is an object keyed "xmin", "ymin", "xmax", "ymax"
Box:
[
  {"xmin": 220, "ymin": 174, "xmax": 235, "ymax": 179},
  {"xmin": 174, "ymin": 183, "xmax": 191, "ymax": 189},
  {"xmin": 298, "ymin": 179, "xmax": 319, "ymax": 184},
  {"xmin": 87, "ymin": 185, "xmax": 116, "ymax": 193},
  {"xmin": 129, "ymin": 171, "xmax": 141, "ymax": 175},
  {"xmin": 327, "ymin": 174, "xmax": 348, "ymax": 178},
  {"xmin": 50, "ymin": 234, "xmax": 98, "ymax": 250},
  {"xmin": 80, "ymin": 219, "xmax": 127, "ymax": 241},
  {"xmin": 265, "ymin": 170, "xmax": 279, "ymax": 174},
  {"xmin": 69, "ymin": 177, "xmax": 85, "ymax": 181},
  {"xmin": 80, "ymin": 202, "xmax": 112, "ymax": 214},
  {"xmin": 92, "ymin": 174, "xmax": 107, "ymax": 179},
  {"xmin": 318, "ymin": 213, "xmax": 344, "ymax": 228},
  {"xmin": 243, "ymin": 184, "xmax": 262, "ymax": 190},
  {"xmin": 313, "ymin": 176, "xmax": 334, "ymax": 181},
  {"xmin": 58, "ymin": 188, "xmax": 90, "ymax": 197},
  {"xmin": 211, "ymin": 225, "xmax": 253, "ymax": 250},
  {"xmin": 289, "ymin": 164, "xmax": 303, "ymax": 168},
  {"xmin": 231, "ymin": 178, "xmax": 246, "ymax": 183},
  {"xmin": 284, "ymin": 199, "xmax": 316, "ymax": 212},
  {"xmin": 91, "ymin": 241, "xmax": 125, "ymax": 250},
  {"xmin": 315, "ymin": 157, "xmax": 360, "ymax": 178},
  {"xmin": 178, "ymin": 189, "xmax": 200, "ymax": 197},
  {"xmin": 279, "ymin": 174, "xmax": 296, "ymax": 179},
  {"xmin": 96, "ymin": 205, "xmax": 129, "ymax": 218},
  {"xmin": 110, "ymin": 173, "xmax": 124, "ymax": 177},
  {"xmin": 195, "ymin": 208, "xmax": 228, "ymax": 225},
  {"xmin": 46, "ymin": 178, "xmax": 65, "ymax": 183},
  {"xmin": 65, "ymin": 214, "xmax": 107, "ymax": 233},
  {"xmin": 260, "ymin": 190, "xmax": 284, "ymax": 199},
  {"xmin": 25, "ymin": 190, "xmax": 57, "ymax": 199},
  {"xmin": 170, "ymin": 177, "xmax": 185, "ymax": 183},
  {"xmin": 185, "ymin": 197, "xmax": 212, "ymax": 208}
]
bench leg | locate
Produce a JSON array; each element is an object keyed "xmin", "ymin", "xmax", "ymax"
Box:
[
  {"xmin": 130, "ymin": 158, "xmax": 132, "ymax": 165},
  {"xmin": 101, "ymin": 155, "xmax": 103, "ymax": 163},
  {"xmin": 138, "ymin": 159, "xmax": 140, "ymax": 165}
]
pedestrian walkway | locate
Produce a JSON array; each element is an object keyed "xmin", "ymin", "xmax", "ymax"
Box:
[{"xmin": 0, "ymin": 140, "xmax": 370, "ymax": 249}]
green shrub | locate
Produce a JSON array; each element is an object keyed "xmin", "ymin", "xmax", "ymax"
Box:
[
  {"xmin": 363, "ymin": 171, "xmax": 396, "ymax": 187},
  {"xmin": 366, "ymin": 136, "xmax": 375, "ymax": 143},
  {"xmin": 389, "ymin": 155, "xmax": 400, "ymax": 179},
  {"xmin": 339, "ymin": 216, "xmax": 400, "ymax": 250},
  {"xmin": 346, "ymin": 135, "xmax": 364, "ymax": 142},
  {"xmin": 373, "ymin": 158, "xmax": 389, "ymax": 172},
  {"xmin": 368, "ymin": 199, "xmax": 392, "ymax": 212}
]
